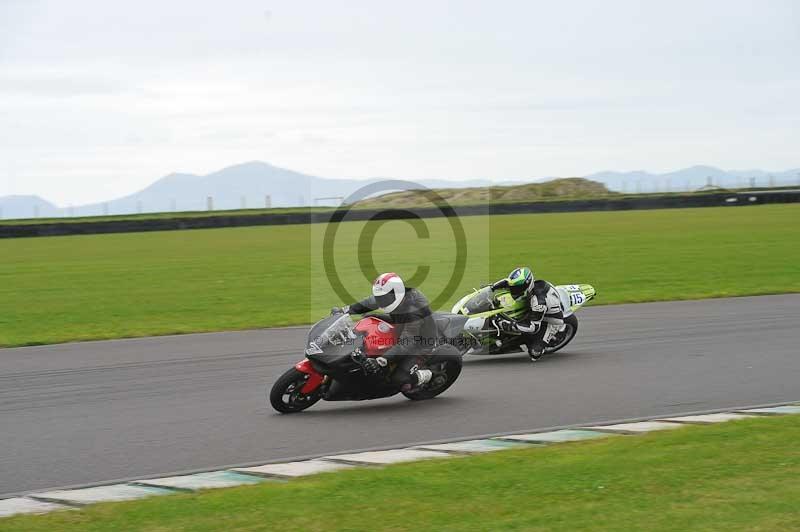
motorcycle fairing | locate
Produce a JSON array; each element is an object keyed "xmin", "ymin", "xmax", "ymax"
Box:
[
  {"xmin": 295, "ymin": 358, "xmax": 325, "ymax": 393},
  {"xmin": 451, "ymin": 286, "xmax": 528, "ymax": 320},
  {"xmin": 452, "ymin": 283, "xmax": 596, "ymax": 317},
  {"xmin": 354, "ymin": 316, "xmax": 397, "ymax": 356},
  {"xmin": 555, "ymin": 284, "xmax": 596, "ymax": 312},
  {"xmin": 323, "ymin": 373, "xmax": 400, "ymax": 401}
]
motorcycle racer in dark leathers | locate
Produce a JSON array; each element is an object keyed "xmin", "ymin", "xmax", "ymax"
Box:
[
  {"xmin": 332, "ymin": 272, "xmax": 435, "ymax": 390},
  {"xmin": 490, "ymin": 266, "xmax": 567, "ymax": 360}
]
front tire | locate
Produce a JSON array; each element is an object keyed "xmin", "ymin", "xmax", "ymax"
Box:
[
  {"xmin": 545, "ymin": 314, "xmax": 578, "ymax": 354},
  {"xmin": 402, "ymin": 345, "xmax": 463, "ymax": 401},
  {"xmin": 269, "ymin": 368, "xmax": 322, "ymax": 413}
]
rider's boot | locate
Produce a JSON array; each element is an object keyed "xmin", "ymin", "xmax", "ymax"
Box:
[
  {"xmin": 523, "ymin": 323, "xmax": 551, "ymax": 362},
  {"xmin": 416, "ymin": 369, "xmax": 433, "ymax": 385},
  {"xmin": 527, "ymin": 340, "xmax": 545, "ymax": 362},
  {"xmin": 401, "ymin": 369, "xmax": 432, "ymax": 392},
  {"xmin": 521, "ymin": 333, "xmax": 544, "ymax": 362}
]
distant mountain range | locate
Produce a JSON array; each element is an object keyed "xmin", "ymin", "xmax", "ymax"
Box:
[
  {"xmin": 0, "ymin": 162, "xmax": 503, "ymax": 219},
  {"xmin": 1, "ymin": 162, "xmax": 798, "ymax": 220},
  {"xmin": 585, "ymin": 165, "xmax": 800, "ymax": 194}
]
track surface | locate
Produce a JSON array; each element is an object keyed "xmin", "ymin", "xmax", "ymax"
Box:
[{"xmin": 2, "ymin": 295, "xmax": 798, "ymax": 496}]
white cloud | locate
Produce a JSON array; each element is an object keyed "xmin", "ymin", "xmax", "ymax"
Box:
[{"xmin": 1, "ymin": 0, "xmax": 798, "ymax": 205}]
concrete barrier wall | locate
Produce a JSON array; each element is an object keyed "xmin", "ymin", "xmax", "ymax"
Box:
[{"xmin": 1, "ymin": 191, "xmax": 798, "ymax": 239}]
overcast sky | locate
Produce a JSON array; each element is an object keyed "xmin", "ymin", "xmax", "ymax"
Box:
[{"xmin": 1, "ymin": 0, "xmax": 798, "ymax": 205}]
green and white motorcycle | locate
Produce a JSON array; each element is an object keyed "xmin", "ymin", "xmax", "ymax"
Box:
[{"xmin": 447, "ymin": 283, "xmax": 596, "ymax": 357}]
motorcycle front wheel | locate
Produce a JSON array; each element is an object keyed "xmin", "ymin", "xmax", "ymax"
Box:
[{"xmin": 269, "ymin": 368, "xmax": 323, "ymax": 413}]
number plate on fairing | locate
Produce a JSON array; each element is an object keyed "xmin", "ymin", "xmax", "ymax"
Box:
[
  {"xmin": 305, "ymin": 342, "xmax": 323, "ymax": 355},
  {"xmin": 569, "ymin": 292, "xmax": 585, "ymax": 306},
  {"xmin": 556, "ymin": 283, "xmax": 596, "ymax": 311}
]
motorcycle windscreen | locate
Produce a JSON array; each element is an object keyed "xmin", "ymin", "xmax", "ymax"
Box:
[
  {"xmin": 306, "ymin": 314, "xmax": 361, "ymax": 365},
  {"xmin": 463, "ymin": 287, "xmax": 496, "ymax": 314},
  {"xmin": 307, "ymin": 314, "xmax": 352, "ymax": 348}
]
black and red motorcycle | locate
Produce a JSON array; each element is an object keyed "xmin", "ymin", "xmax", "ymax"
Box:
[{"xmin": 269, "ymin": 313, "xmax": 465, "ymax": 413}]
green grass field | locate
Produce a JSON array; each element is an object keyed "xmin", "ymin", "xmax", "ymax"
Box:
[
  {"xmin": 1, "ymin": 204, "xmax": 798, "ymax": 347},
  {"xmin": 2, "ymin": 414, "xmax": 799, "ymax": 531}
]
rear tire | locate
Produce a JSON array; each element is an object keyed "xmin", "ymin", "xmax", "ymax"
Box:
[
  {"xmin": 402, "ymin": 345, "xmax": 462, "ymax": 401},
  {"xmin": 269, "ymin": 368, "xmax": 322, "ymax": 413},
  {"xmin": 545, "ymin": 314, "xmax": 578, "ymax": 354}
]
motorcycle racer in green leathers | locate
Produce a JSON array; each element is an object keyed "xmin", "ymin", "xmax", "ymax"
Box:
[{"xmin": 490, "ymin": 266, "xmax": 567, "ymax": 360}]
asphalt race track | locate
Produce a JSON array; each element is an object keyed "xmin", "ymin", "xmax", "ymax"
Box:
[{"xmin": 2, "ymin": 294, "xmax": 798, "ymax": 497}]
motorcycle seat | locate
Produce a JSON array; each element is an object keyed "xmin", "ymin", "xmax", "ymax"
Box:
[{"xmin": 432, "ymin": 312, "xmax": 469, "ymax": 339}]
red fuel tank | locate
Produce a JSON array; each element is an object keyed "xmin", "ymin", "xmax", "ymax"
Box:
[{"xmin": 354, "ymin": 316, "xmax": 398, "ymax": 356}]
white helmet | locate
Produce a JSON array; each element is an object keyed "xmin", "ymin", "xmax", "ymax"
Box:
[{"xmin": 372, "ymin": 272, "xmax": 406, "ymax": 313}]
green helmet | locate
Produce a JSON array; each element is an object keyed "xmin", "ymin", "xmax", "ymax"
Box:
[{"xmin": 507, "ymin": 266, "xmax": 534, "ymax": 299}]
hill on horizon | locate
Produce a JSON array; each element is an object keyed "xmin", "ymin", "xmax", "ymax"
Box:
[
  {"xmin": 1, "ymin": 162, "xmax": 798, "ymax": 220},
  {"xmin": 353, "ymin": 177, "xmax": 613, "ymax": 208}
]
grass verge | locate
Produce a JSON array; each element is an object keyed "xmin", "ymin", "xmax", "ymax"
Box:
[
  {"xmin": 1, "ymin": 204, "xmax": 798, "ymax": 347},
  {"xmin": 2, "ymin": 414, "xmax": 799, "ymax": 531}
]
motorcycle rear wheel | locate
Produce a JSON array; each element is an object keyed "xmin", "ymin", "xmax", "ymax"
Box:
[
  {"xmin": 269, "ymin": 368, "xmax": 323, "ymax": 413},
  {"xmin": 402, "ymin": 345, "xmax": 462, "ymax": 401}
]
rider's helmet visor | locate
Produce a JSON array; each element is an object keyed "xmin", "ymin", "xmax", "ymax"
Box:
[
  {"xmin": 375, "ymin": 291, "xmax": 396, "ymax": 309},
  {"xmin": 509, "ymin": 284, "xmax": 527, "ymax": 299}
]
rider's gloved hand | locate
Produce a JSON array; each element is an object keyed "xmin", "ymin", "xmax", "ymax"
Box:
[
  {"xmin": 330, "ymin": 306, "xmax": 349, "ymax": 316},
  {"xmin": 496, "ymin": 318, "xmax": 516, "ymax": 332},
  {"xmin": 363, "ymin": 356, "xmax": 388, "ymax": 375}
]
